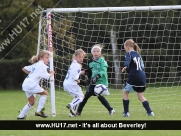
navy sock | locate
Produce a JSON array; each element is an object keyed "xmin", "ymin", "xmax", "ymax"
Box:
[
  {"xmin": 142, "ymin": 101, "xmax": 152, "ymax": 113},
  {"xmin": 123, "ymin": 99, "xmax": 129, "ymax": 113},
  {"xmin": 98, "ymin": 96, "xmax": 113, "ymax": 111}
]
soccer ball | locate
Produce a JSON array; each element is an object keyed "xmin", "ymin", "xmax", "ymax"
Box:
[{"xmin": 94, "ymin": 84, "xmax": 108, "ymax": 96}]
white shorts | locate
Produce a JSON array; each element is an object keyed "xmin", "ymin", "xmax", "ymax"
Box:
[
  {"xmin": 22, "ymin": 85, "xmax": 44, "ymax": 98},
  {"xmin": 25, "ymin": 92, "xmax": 37, "ymax": 98},
  {"xmin": 63, "ymin": 83, "xmax": 84, "ymax": 98}
]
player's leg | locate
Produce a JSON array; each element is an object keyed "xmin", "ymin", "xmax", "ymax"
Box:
[
  {"xmin": 69, "ymin": 86, "xmax": 84, "ymax": 108},
  {"xmin": 69, "ymin": 104, "xmax": 77, "ymax": 117},
  {"xmin": 97, "ymin": 96, "xmax": 115, "ymax": 115},
  {"xmin": 76, "ymin": 85, "xmax": 94, "ymax": 115},
  {"xmin": 17, "ymin": 93, "xmax": 35, "ymax": 119},
  {"xmin": 65, "ymin": 85, "xmax": 84, "ymax": 116},
  {"xmin": 136, "ymin": 91, "xmax": 154, "ymax": 116},
  {"xmin": 66, "ymin": 96, "xmax": 77, "ymax": 116},
  {"xmin": 123, "ymin": 90, "xmax": 130, "ymax": 117},
  {"xmin": 67, "ymin": 94, "xmax": 83, "ymax": 116},
  {"xmin": 63, "ymin": 83, "xmax": 76, "ymax": 115},
  {"xmin": 35, "ymin": 89, "xmax": 48, "ymax": 118},
  {"xmin": 122, "ymin": 83, "xmax": 134, "ymax": 117}
]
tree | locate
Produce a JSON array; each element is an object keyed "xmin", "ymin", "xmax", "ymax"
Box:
[{"xmin": 0, "ymin": 0, "xmax": 61, "ymax": 60}]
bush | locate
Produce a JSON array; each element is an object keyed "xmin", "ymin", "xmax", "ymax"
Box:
[{"xmin": 0, "ymin": 58, "xmax": 30, "ymax": 90}]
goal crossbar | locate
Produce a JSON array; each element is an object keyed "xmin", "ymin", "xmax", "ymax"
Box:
[{"xmin": 42, "ymin": 5, "xmax": 181, "ymax": 13}]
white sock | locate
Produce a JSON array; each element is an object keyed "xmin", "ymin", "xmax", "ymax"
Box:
[
  {"xmin": 70, "ymin": 97, "xmax": 83, "ymax": 108},
  {"xmin": 73, "ymin": 104, "xmax": 77, "ymax": 111},
  {"xmin": 18, "ymin": 103, "xmax": 32, "ymax": 118},
  {"xmin": 69, "ymin": 104, "xmax": 77, "ymax": 116},
  {"xmin": 36, "ymin": 95, "xmax": 47, "ymax": 112}
]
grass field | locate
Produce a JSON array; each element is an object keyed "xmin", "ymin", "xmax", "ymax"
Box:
[{"xmin": 0, "ymin": 87, "xmax": 181, "ymax": 135}]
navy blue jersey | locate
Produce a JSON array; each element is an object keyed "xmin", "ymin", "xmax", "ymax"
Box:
[{"xmin": 124, "ymin": 51, "xmax": 146, "ymax": 86}]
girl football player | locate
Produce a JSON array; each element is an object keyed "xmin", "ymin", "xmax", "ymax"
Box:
[
  {"xmin": 121, "ymin": 39, "xmax": 154, "ymax": 117},
  {"xmin": 17, "ymin": 50, "xmax": 54, "ymax": 119},
  {"xmin": 63, "ymin": 49, "xmax": 86, "ymax": 116},
  {"xmin": 76, "ymin": 44, "xmax": 115, "ymax": 116}
]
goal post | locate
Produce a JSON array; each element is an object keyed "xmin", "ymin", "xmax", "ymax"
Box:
[
  {"xmin": 37, "ymin": 5, "xmax": 181, "ymax": 117},
  {"xmin": 46, "ymin": 9, "xmax": 56, "ymax": 117}
]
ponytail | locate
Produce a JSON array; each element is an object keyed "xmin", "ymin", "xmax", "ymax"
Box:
[
  {"xmin": 29, "ymin": 55, "xmax": 38, "ymax": 64},
  {"xmin": 133, "ymin": 42, "xmax": 140, "ymax": 54},
  {"xmin": 29, "ymin": 50, "xmax": 51, "ymax": 64},
  {"xmin": 124, "ymin": 39, "xmax": 141, "ymax": 54}
]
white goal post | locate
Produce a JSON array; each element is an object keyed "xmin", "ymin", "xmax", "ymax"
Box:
[{"xmin": 37, "ymin": 5, "xmax": 181, "ymax": 117}]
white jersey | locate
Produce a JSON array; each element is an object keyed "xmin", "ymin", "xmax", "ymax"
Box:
[
  {"xmin": 63, "ymin": 60, "xmax": 81, "ymax": 85},
  {"xmin": 22, "ymin": 60, "xmax": 50, "ymax": 90}
]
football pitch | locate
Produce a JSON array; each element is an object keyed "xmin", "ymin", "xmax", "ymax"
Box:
[{"xmin": 0, "ymin": 88, "xmax": 181, "ymax": 136}]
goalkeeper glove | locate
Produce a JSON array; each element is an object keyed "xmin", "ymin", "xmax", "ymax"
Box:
[{"xmin": 90, "ymin": 74, "xmax": 101, "ymax": 84}]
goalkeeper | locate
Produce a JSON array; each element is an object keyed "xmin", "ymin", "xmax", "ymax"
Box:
[{"xmin": 76, "ymin": 44, "xmax": 115, "ymax": 116}]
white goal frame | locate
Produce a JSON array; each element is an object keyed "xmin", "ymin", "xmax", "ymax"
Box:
[{"xmin": 37, "ymin": 5, "xmax": 181, "ymax": 117}]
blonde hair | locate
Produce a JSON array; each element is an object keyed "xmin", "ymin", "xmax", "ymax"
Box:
[
  {"xmin": 124, "ymin": 39, "xmax": 140, "ymax": 53},
  {"xmin": 72, "ymin": 48, "xmax": 86, "ymax": 60},
  {"xmin": 29, "ymin": 50, "xmax": 51, "ymax": 64}
]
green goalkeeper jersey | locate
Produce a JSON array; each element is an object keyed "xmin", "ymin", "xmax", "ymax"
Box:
[{"xmin": 89, "ymin": 57, "xmax": 108, "ymax": 86}]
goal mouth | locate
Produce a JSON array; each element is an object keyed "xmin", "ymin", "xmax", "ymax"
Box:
[{"xmin": 33, "ymin": 6, "xmax": 181, "ymax": 119}]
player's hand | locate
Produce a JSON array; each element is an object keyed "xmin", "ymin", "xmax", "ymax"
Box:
[
  {"xmin": 75, "ymin": 79, "xmax": 80, "ymax": 83},
  {"xmin": 121, "ymin": 67, "xmax": 127, "ymax": 73},
  {"xmin": 80, "ymin": 70, "xmax": 85, "ymax": 75},
  {"xmin": 50, "ymin": 70, "xmax": 55, "ymax": 76},
  {"xmin": 90, "ymin": 74, "xmax": 100, "ymax": 84}
]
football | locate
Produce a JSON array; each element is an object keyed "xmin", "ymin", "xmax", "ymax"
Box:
[{"xmin": 94, "ymin": 84, "xmax": 109, "ymax": 96}]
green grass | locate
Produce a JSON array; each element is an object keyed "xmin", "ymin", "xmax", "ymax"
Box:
[{"xmin": 0, "ymin": 87, "xmax": 181, "ymax": 135}]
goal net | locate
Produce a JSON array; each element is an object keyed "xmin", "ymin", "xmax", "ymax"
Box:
[{"xmin": 36, "ymin": 6, "xmax": 181, "ymax": 118}]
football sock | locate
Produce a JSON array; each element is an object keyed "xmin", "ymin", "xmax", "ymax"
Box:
[
  {"xmin": 18, "ymin": 103, "xmax": 32, "ymax": 118},
  {"xmin": 70, "ymin": 97, "xmax": 83, "ymax": 108},
  {"xmin": 37, "ymin": 95, "xmax": 47, "ymax": 112},
  {"xmin": 142, "ymin": 101, "xmax": 152, "ymax": 113},
  {"xmin": 73, "ymin": 104, "xmax": 77, "ymax": 111},
  {"xmin": 123, "ymin": 99, "xmax": 129, "ymax": 113}
]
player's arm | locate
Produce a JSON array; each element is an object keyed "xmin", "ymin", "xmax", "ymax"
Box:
[
  {"xmin": 98, "ymin": 62, "xmax": 107, "ymax": 77},
  {"xmin": 71, "ymin": 67, "xmax": 81, "ymax": 81},
  {"xmin": 122, "ymin": 53, "xmax": 131, "ymax": 73},
  {"xmin": 22, "ymin": 65, "xmax": 33, "ymax": 74},
  {"xmin": 40, "ymin": 66, "xmax": 54, "ymax": 80},
  {"xmin": 72, "ymin": 65, "xmax": 87, "ymax": 86},
  {"xmin": 22, "ymin": 68, "xmax": 30, "ymax": 74}
]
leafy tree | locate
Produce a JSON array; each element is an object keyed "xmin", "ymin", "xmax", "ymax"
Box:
[{"xmin": 0, "ymin": 0, "xmax": 61, "ymax": 60}]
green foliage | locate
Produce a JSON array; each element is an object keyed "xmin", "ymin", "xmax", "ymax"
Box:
[
  {"xmin": 0, "ymin": 58, "xmax": 29, "ymax": 89},
  {"xmin": 0, "ymin": 0, "xmax": 61, "ymax": 60}
]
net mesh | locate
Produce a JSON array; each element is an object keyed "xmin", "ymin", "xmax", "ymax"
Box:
[{"xmin": 36, "ymin": 8, "xmax": 181, "ymax": 117}]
